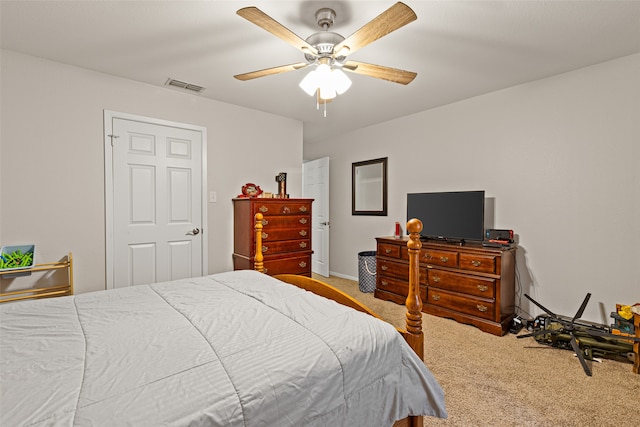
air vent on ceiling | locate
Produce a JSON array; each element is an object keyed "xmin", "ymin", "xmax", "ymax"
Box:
[{"xmin": 164, "ymin": 78, "xmax": 206, "ymax": 93}]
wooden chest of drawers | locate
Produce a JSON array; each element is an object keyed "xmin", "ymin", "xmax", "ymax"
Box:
[
  {"xmin": 375, "ymin": 236, "xmax": 516, "ymax": 336},
  {"xmin": 233, "ymin": 198, "xmax": 313, "ymax": 276}
]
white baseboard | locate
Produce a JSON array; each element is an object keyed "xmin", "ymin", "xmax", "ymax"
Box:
[{"xmin": 328, "ymin": 271, "xmax": 358, "ymax": 282}]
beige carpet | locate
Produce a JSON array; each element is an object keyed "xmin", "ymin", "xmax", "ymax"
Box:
[{"xmin": 315, "ymin": 274, "xmax": 640, "ymax": 427}]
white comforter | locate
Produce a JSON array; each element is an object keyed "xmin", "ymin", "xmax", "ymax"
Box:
[{"xmin": 1, "ymin": 270, "xmax": 446, "ymax": 426}]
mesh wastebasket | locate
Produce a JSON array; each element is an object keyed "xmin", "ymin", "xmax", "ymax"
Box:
[{"xmin": 357, "ymin": 251, "xmax": 377, "ymax": 293}]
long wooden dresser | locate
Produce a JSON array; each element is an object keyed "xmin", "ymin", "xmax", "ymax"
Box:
[
  {"xmin": 375, "ymin": 236, "xmax": 516, "ymax": 336},
  {"xmin": 233, "ymin": 198, "xmax": 313, "ymax": 276}
]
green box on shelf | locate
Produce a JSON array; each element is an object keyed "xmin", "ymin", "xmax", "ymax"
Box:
[{"xmin": 0, "ymin": 244, "xmax": 36, "ymax": 272}]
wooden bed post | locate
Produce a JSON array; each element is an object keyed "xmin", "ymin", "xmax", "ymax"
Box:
[
  {"xmin": 254, "ymin": 213, "xmax": 264, "ymax": 273},
  {"xmin": 405, "ymin": 218, "xmax": 424, "ymax": 361}
]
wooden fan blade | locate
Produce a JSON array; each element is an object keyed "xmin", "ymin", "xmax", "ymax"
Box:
[
  {"xmin": 334, "ymin": 2, "xmax": 416, "ymax": 57},
  {"xmin": 343, "ymin": 61, "xmax": 416, "ymax": 85},
  {"xmin": 237, "ymin": 7, "xmax": 318, "ymax": 56},
  {"xmin": 234, "ymin": 62, "xmax": 310, "ymax": 81}
]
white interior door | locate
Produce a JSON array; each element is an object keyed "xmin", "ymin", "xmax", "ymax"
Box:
[
  {"xmin": 105, "ymin": 112, "xmax": 207, "ymax": 288},
  {"xmin": 303, "ymin": 157, "xmax": 329, "ymax": 277}
]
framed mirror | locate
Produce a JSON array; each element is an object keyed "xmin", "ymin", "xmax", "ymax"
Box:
[{"xmin": 352, "ymin": 157, "xmax": 388, "ymax": 216}]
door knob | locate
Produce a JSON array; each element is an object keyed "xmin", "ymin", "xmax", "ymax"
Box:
[
  {"xmin": 189, "ymin": 228, "xmax": 200, "ymax": 235},
  {"xmin": 320, "ymin": 221, "xmax": 330, "ymax": 226}
]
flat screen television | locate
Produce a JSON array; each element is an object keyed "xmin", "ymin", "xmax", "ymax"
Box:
[{"xmin": 406, "ymin": 190, "xmax": 485, "ymax": 242}]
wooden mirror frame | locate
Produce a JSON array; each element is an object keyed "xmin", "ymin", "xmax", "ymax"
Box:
[{"xmin": 352, "ymin": 157, "xmax": 388, "ymax": 216}]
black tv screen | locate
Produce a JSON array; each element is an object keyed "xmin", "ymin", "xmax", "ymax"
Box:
[{"xmin": 407, "ymin": 191, "xmax": 485, "ymax": 242}]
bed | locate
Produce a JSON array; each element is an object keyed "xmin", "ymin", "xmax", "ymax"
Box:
[{"xmin": 0, "ymin": 217, "xmax": 447, "ymax": 426}]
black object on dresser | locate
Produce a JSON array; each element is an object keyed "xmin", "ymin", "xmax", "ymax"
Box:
[
  {"xmin": 233, "ymin": 198, "xmax": 313, "ymax": 277},
  {"xmin": 375, "ymin": 236, "xmax": 516, "ymax": 336}
]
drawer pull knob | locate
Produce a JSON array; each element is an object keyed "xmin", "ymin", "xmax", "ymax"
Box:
[
  {"xmin": 432, "ymin": 276, "xmax": 440, "ymax": 283},
  {"xmin": 477, "ymin": 304, "xmax": 488, "ymax": 312},
  {"xmin": 299, "ymin": 230, "xmax": 307, "ymax": 237},
  {"xmin": 299, "ymin": 218, "xmax": 307, "ymax": 224},
  {"xmin": 299, "ymin": 242, "xmax": 307, "ymax": 248},
  {"xmin": 381, "ymin": 265, "xmax": 388, "ymax": 271},
  {"xmin": 263, "ymin": 268, "xmax": 268, "ymax": 274},
  {"xmin": 471, "ymin": 260, "xmax": 481, "ymax": 267},
  {"xmin": 299, "ymin": 206, "xmax": 308, "ymax": 212},
  {"xmin": 477, "ymin": 285, "xmax": 488, "ymax": 292},
  {"xmin": 262, "ymin": 219, "xmax": 268, "ymax": 226},
  {"xmin": 385, "ymin": 248, "xmax": 392, "ymax": 254},
  {"xmin": 424, "ymin": 254, "xmax": 433, "ymax": 260},
  {"xmin": 381, "ymin": 280, "xmax": 388, "ymax": 286},
  {"xmin": 440, "ymin": 256, "xmax": 449, "ymax": 263},
  {"xmin": 299, "ymin": 261, "xmax": 307, "ymax": 268},
  {"xmin": 262, "ymin": 232, "xmax": 268, "ymax": 239},
  {"xmin": 259, "ymin": 206, "xmax": 268, "ymax": 213},
  {"xmin": 432, "ymin": 295, "xmax": 441, "ymax": 301},
  {"xmin": 262, "ymin": 246, "xmax": 268, "ymax": 253}
]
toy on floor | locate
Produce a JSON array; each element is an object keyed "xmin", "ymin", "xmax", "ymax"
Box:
[{"xmin": 518, "ymin": 293, "xmax": 640, "ymax": 376}]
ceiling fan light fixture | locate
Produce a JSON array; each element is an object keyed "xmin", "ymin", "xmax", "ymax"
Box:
[
  {"xmin": 299, "ymin": 63, "xmax": 350, "ymax": 100},
  {"xmin": 331, "ymin": 68, "xmax": 352, "ymax": 95},
  {"xmin": 319, "ymin": 84, "xmax": 337, "ymax": 100},
  {"xmin": 316, "ymin": 62, "xmax": 331, "ymax": 75},
  {"xmin": 315, "ymin": 64, "xmax": 336, "ymax": 99},
  {"xmin": 299, "ymin": 69, "xmax": 320, "ymax": 96}
]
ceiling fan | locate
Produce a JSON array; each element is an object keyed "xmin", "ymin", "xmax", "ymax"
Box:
[{"xmin": 234, "ymin": 2, "xmax": 417, "ymax": 106}]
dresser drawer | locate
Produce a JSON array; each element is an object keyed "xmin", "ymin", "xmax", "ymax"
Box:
[
  {"xmin": 254, "ymin": 202, "xmax": 311, "ymax": 215},
  {"xmin": 261, "ymin": 239, "xmax": 310, "ymax": 255},
  {"xmin": 459, "ymin": 253, "xmax": 497, "ymax": 274},
  {"xmin": 263, "ymin": 215, "xmax": 310, "ymax": 228},
  {"xmin": 377, "ymin": 275, "xmax": 427, "ymax": 301},
  {"xmin": 377, "ymin": 242, "xmax": 401, "ymax": 258},
  {"xmin": 427, "ymin": 289, "xmax": 495, "ymax": 321},
  {"xmin": 421, "ymin": 249, "xmax": 459, "ymax": 268},
  {"xmin": 427, "ymin": 269, "xmax": 496, "ymax": 298},
  {"xmin": 377, "ymin": 259, "xmax": 409, "ymax": 281},
  {"xmin": 377, "ymin": 275, "xmax": 408, "ymax": 297},
  {"xmin": 261, "ymin": 228, "xmax": 309, "ymax": 241},
  {"xmin": 263, "ymin": 255, "xmax": 311, "ymax": 276}
]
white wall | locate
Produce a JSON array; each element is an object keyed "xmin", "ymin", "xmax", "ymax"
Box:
[
  {"xmin": 0, "ymin": 50, "xmax": 303, "ymax": 295},
  {"xmin": 304, "ymin": 53, "xmax": 640, "ymax": 323}
]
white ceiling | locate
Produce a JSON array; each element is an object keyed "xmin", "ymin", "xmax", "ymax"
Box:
[{"xmin": 2, "ymin": 1, "xmax": 639, "ymax": 144}]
